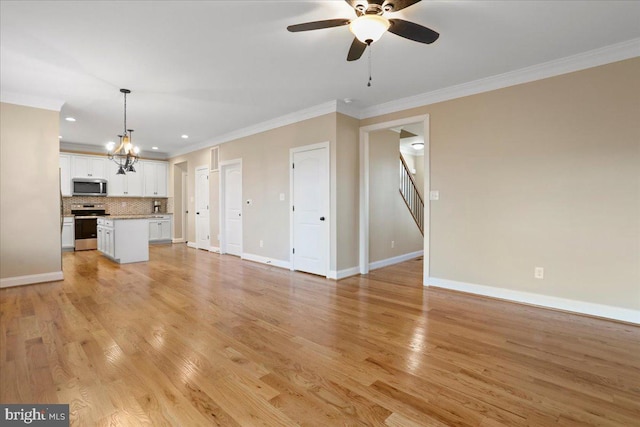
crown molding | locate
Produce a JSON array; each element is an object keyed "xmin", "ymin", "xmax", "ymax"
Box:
[
  {"xmin": 167, "ymin": 38, "xmax": 639, "ymax": 159},
  {"xmin": 360, "ymin": 38, "xmax": 640, "ymax": 119},
  {"xmin": 169, "ymin": 100, "xmax": 343, "ymax": 158},
  {"xmin": 1, "ymin": 91, "xmax": 65, "ymax": 111},
  {"xmin": 335, "ymin": 99, "xmax": 362, "ymax": 119}
]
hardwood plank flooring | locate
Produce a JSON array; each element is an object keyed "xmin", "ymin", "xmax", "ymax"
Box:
[{"xmin": 1, "ymin": 245, "xmax": 639, "ymax": 426}]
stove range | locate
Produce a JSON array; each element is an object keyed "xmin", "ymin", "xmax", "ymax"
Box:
[{"xmin": 70, "ymin": 203, "xmax": 108, "ymax": 250}]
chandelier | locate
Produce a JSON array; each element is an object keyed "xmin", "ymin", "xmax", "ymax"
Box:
[{"xmin": 106, "ymin": 88, "xmax": 139, "ymax": 175}]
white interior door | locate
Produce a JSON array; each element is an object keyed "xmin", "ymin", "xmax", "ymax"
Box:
[
  {"xmin": 195, "ymin": 166, "xmax": 210, "ymax": 250},
  {"xmin": 221, "ymin": 161, "xmax": 242, "ymax": 256},
  {"xmin": 292, "ymin": 146, "xmax": 328, "ymax": 276}
]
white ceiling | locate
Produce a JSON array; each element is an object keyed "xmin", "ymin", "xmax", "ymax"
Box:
[{"xmin": 2, "ymin": 1, "xmax": 639, "ymax": 157}]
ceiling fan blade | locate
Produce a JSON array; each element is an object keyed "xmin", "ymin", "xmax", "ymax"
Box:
[
  {"xmin": 287, "ymin": 19, "xmax": 350, "ymax": 32},
  {"xmin": 388, "ymin": 19, "xmax": 439, "ymax": 44},
  {"xmin": 347, "ymin": 37, "xmax": 367, "ymax": 61},
  {"xmin": 382, "ymin": 0, "xmax": 421, "ymax": 12}
]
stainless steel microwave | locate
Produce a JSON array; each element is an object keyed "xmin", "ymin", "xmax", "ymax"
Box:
[{"xmin": 72, "ymin": 178, "xmax": 108, "ymax": 196}]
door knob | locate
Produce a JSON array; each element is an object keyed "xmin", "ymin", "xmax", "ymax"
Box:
[{"xmin": 320, "ymin": 216, "xmax": 325, "ymax": 221}]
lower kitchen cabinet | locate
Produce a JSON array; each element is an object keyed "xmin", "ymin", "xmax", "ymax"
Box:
[
  {"xmin": 98, "ymin": 217, "xmax": 148, "ymax": 263},
  {"xmin": 149, "ymin": 215, "xmax": 172, "ymax": 243},
  {"xmin": 62, "ymin": 217, "xmax": 75, "ymax": 251}
]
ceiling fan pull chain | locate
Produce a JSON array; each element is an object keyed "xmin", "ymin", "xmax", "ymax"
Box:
[{"xmin": 367, "ymin": 44, "xmax": 373, "ymax": 87}]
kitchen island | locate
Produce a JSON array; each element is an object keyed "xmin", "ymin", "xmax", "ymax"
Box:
[{"xmin": 97, "ymin": 217, "xmax": 149, "ymax": 264}]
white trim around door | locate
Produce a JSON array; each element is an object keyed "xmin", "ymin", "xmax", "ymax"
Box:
[
  {"xmin": 290, "ymin": 141, "xmax": 330, "ymax": 277},
  {"xmin": 359, "ymin": 115, "xmax": 431, "ymax": 285}
]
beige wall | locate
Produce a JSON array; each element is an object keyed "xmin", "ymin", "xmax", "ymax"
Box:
[
  {"xmin": 172, "ymin": 162, "xmax": 187, "ymax": 240},
  {"xmin": 370, "ymin": 130, "xmax": 424, "ymax": 263},
  {"xmin": 169, "ymin": 113, "xmax": 344, "ymax": 268},
  {"xmin": 1, "ymin": 102, "xmax": 61, "ymax": 280},
  {"xmin": 362, "ymin": 58, "xmax": 640, "ymax": 311},
  {"xmin": 168, "ymin": 149, "xmax": 209, "ymax": 245},
  {"xmin": 335, "ymin": 113, "xmax": 360, "ymax": 271}
]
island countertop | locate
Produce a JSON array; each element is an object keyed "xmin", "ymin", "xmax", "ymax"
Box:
[{"xmin": 105, "ymin": 213, "xmax": 173, "ymax": 220}]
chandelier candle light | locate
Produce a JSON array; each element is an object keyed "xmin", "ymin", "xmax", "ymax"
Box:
[{"xmin": 106, "ymin": 88, "xmax": 140, "ymax": 175}]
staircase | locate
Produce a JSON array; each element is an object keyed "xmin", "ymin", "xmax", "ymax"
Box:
[{"xmin": 399, "ymin": 155, "xmax": 424, "ymax": 235}]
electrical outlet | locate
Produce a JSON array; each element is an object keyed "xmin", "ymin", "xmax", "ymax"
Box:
[
  {"xmin": 534, "ymin": 267, "xmax": 544, "ymax": 279},
  {"xmin": 391, "ymin": 240, "xmax": 395, "ymax": 249},
  {"xmin": 259, "ymin": 240, "xmax": 264, "ymax": 248},
  {"xmin": 429, "ymin": 190, "xmax": 440, "ymax": 201}
]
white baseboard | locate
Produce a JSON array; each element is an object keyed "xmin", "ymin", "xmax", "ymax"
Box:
[
  {"xmin": 428, "ymin": 277, "xmax": 640, "ymax": 324},
  {"xmin": 327, "ymin": 266, "xmax": 360, "ymax": 280},
  {"xmin": 242, "ymin": 252, "xmax": 290, "ymax": 270},
  {"xmin": 186, "ymin": 241, "xmax": 197, "ymax": 249},
  {"xmin": 209, "ymin": 246, "xmax": 220, "ymax": 253},
  {"xmin": 172, "ymin": 238, "xmax": 185, "ymax": 243},
  {"xmin": 369, "ymin": 250, "xmax": 424, "ymax": 271},
  {"xmin": 0, "ymin": 271, "xmax": 64, "ymax": 288}
]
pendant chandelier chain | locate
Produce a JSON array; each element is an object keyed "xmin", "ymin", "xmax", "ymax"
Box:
[{"xmin": 123, "ymin": 91, "xmax": 127, "ymax": 133}]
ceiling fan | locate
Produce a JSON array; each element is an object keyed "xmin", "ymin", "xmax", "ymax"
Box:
[{"xmin": 287, "ymin": 0, "xmax": 439, "ymax": 61}]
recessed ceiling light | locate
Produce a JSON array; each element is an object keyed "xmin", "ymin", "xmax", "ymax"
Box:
[
  {"xmin": 152, "ymin": 146, "xmax": 159, "ymax": 150},
  {"xmin": 65, "ymin": 117, "xmax": 76, "ymax": 122},
  {"xmin": 181, "ymin": 134, "xmax": 189, "ymax": 139},
  {"xmin": 58, "ymin": 135, "xmax": 62, "ymax": 139}
]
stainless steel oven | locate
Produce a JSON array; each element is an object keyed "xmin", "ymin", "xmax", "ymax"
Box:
[{"xmin": 71, "ymin": 203, "xmax": 108, "ymax": 250}]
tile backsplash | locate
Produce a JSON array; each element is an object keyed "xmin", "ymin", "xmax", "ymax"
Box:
[{"xmin": 63, "ymin": 196, "xmax": 168, "ymax": 216}]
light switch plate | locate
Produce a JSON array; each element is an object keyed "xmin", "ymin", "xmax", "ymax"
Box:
[
  {"xmin": 279, "ymin": 193, "xmax": 285, "ymax": 201},
  {"xmin": 429, "ymin": 190, "xmax": 440, "ymax": 201}
]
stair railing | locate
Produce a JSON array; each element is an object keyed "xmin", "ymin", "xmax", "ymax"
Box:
[{"xmin": 399, "ymin": 155, "xmax": 424, "ymax": 235}]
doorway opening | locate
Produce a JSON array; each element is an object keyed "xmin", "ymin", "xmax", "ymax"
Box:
[{"xmin": 359, "ymin": 114, "xmax": 430, "ymax": 285}]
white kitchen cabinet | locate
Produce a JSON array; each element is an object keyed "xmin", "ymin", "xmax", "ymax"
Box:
[
  {"xmin": 59, "ymin": 154, "xmax": 71, "ymax": 196},
  {"xmin": 149, "ymin": 215, "xmax": 172, "ymax": 243},
  {"xmin": 108, "ymin": 163, "xmax": 144, "ymax": 197},
  {"xmin": 142, "ymin": 161, "xmax": 168, "ymax": 197},
  {"xmin": 98, "ymin": 217, "xmax": 146, "ymax": 263},
  {"xmin": 97, "ymin": 218, "xmax": 115, "ymax": 258},
  {"xmin": 97, "ymin": 225, "xmax": 104, "ymax": 252},
  {"xmin": 62, "ymin": 217, "xmax": 74, "ymax": 250},
  {"xmin": 72, "ymin": 155, "xmax": 107, "ymax": 179}
]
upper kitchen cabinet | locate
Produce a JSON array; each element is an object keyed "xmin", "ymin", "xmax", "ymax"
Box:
[
  {"xmin": 142, "ymin": 161, "xmax": 168, "ymax": 197},
  {"xmin": 108, "ymin": 163, "xmax": 144, "ymax": 197},
  {"xmin": 72, "ymin": 155, "xmax": 107, "ymax": 179},
  {"xmin": 59, "ymin": 154, "xmax": 71, "ymax": 196}
]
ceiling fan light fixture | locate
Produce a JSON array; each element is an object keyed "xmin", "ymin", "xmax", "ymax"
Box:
[{"xmin": 349, "ymin": 15, "xmax": 390, "ymax": 44}]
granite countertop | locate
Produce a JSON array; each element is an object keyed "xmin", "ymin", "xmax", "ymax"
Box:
[
  {"xmin": 64, "ymin": 213, "xmax": 173, "ymax": 218},
  {"xmin": 107, "ymin": 214, "xmax": 173, "ymax": 220}
]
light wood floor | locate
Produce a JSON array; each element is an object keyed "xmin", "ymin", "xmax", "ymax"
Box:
[{"xmin": 1, "ymin": 245, "xmax": 639, "ymax": 426}]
